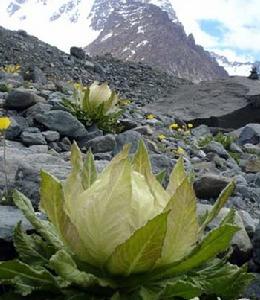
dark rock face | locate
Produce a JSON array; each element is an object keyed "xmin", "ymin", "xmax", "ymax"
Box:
[
  {"xmin": 86, "ymin": 0, "xmax": 228, "ymax": 82},
  {"xmin": 144, "ymin": 76, "xmax": 260, "ymax": 129}
]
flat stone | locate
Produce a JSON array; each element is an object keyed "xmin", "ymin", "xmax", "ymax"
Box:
[
  {"xmin": 0, "ymin": 205, "xmax": 32, "ymax": 242},
  {"xmin": 35, "ymin": 110, "xmax": 87, "ymax": 138},
  {"xmin": 42, "ymin": 130, "xmax": 60, "ymax": 142},
  {"xmin": 21, "ymin": 129, "xmax": 47, "ymax": 146}
]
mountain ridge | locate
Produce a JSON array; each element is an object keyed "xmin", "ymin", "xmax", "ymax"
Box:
[{"xmin": 86, "ymin": 0, "xmax": 228, "ymax": 81}]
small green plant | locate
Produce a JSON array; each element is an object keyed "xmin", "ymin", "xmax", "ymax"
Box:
[
  {"xmin": 197, "ymin": 133, "xmax": 241, "ymax": 163},
  {"xmin": 198, "ymin": 133, "xmax": 235, "ymax": 150},
  {"xmin": 0, "ymin": 83, "xmax": 9, "ymax": 93},
  {"xmin": 169, "ymin": 123, "xmax": 193, "ymax": 144},
  {"xmin": 0, "ymin": 141, "xmax": 253, "ymax": 299},
  {"xmin": 62, "ymin": 82, "xmax": 126, "ymax": 133}
]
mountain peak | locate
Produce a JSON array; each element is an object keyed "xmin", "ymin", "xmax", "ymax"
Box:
[
  {"xmin": 86, "ymin": 0, "xmax": 228, "ymax": 81},
  {"xmin": 88, "ymin": 0, "xmax": 179, "ymax": 31}
]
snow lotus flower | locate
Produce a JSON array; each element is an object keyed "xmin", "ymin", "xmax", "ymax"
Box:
[
  {"xmin": 73, "ymin": 81, "xmax": 121, "ymax": 116},
  {"xmin": 0, "ymin": 141, "xmax": 253, "ymax": 299}
]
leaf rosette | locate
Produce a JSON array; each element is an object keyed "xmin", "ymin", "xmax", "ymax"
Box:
[{"xmin": 0, "ymin": 141, "xmax": 254, "ymax": 299}]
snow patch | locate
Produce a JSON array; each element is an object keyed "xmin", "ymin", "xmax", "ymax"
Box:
[
  {"xmin": 0, "ymin": 0, "xmax": 99, "ymax": 53},
  {"xmin": 137, "ymin": 26, "xmax": 145, "ymax": 34},
  {"xmin": 136, "ymin": 40, "xmax": 149, "ymax": 47},
  {"xmin": 100, "ymin": 32, "xmax": 113, "ymax": 42}
]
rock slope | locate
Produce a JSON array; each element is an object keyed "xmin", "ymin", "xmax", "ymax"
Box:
[{"xmin": 144, "ymin": 76, "xmax": 260, "ymax": 129}]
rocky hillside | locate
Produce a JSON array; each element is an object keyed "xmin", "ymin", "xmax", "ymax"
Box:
[{"xmin": 86, "ymin": 0, "xmax": 228, "ymax": 82}]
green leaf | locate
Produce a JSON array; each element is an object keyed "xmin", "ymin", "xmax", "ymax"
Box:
[
  {"xmin": 220, "ymin": 208, "xmax": 236, "ymax": 226},
  {"xmin": 189, "ymin": 260, "xmax": 254, "ymax": 300},
  {"xmin": 157, "ymin": 177, "xmax": 199, "ymax": 266},
  {"xmin": 13, "ymin": 190, "xmax": 63, "ymax": 250},
  {"xmin": 200, "ymin": 181, "xmax": 235, "ymax": 232},
  {"xmin": 70, "ymin": 142, "xmax": 83, "ymax": 172},
  {"xmin": 155, "ymin": 170, "xmax": 166, "ymax": 184},
  {"xmin": 63, "ymin": 142, "xmax": 84, "ymax": 216},
  {"xmin": 40, "ymin": 171, "xmax": 93, "ymax": 264},
  {"xmin": 132, "ymin": 140, "xmax": 152, "ymax": 176},
  {"xmin": 49, "ymin": 250, "xmax": 114, "ymax": 288},
  {"xmin": 0, "ymin": 260, "xmax": 62, "ymax": 296},
  {"xmin": 82, "ymin": 150, "xmax": 97, "ymax": 190},
  {"xmin": 139, "ymin": 287, "xmax": 161, "ymax": 300},
  {"xmin": 166, "ymin": 156, "xmax": 186, "ymax": 196},
  {"xmin": 132, "ymin": 140, "xmax": 169, "ymax": 213},
  {"xmin": 157, "ymin": 224, "xmax": 239, "ymax": 279},
  {"xmin": 106, "ymin": 212, "xmax": 169, "ymax": 275},
  {"xmin": 66, "ymin": 155, "xmax": 135, "ymax": 267},
  {"xmin": 161, "ymin": 279, "xmax": 203, "ymax": 299},
  {"xmin": 13, "ymin": 222, "xmax": 50, "ymax": 266}
]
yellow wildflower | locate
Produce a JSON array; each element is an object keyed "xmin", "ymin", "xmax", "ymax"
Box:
[
  {"xmin": 73, "ymin": 83, "xmax": 82, "ymax": 90},
  {"xmin": 187, "ymin": 123, "xmax": 193, "ymax": 128},
  {"xmin": 0, "ymin": 117, "xmax": 11, "ymax": 131},
  {"xmin": 158, "ymin": 134, "xmax": 166, "ymax": 141},
  {"xmin": 119, "ymin": 99, "xmax": 131, "ymax": 106},
  {"xmin": 177, "ymin": 147, "xmax": 185, "ymax": 155},
  {"xmin": 169, "ymin": 123, "xmax": 178, "ymax": 130},
  {"xmin": 146, "ymin": 114, "xmax": 156, "ymax": 120}
]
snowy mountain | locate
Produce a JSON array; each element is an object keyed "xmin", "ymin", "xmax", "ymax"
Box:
[
  {"xmin": 0, "ymin": 0, "xmax": 228, "ymax": 81},
  {"xmin": 0, "ymin": 0, "xmax": 98, "ymax": 51},
  {"xmin": 86, "ymin": 0, "xmax": 228, "ymax": 81},
  {"xmin": 210, "ymin": 52, "xmax": 260, "ymax": 76}
]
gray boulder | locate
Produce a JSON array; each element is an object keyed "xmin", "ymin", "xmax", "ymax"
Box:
[
  {"xmin": 70, "ymin": 46, "xmax": 86, "ymax": 60},
  {"xmin": 85, "ymin": 135, "xmax": 116, "ymax": 153},
  {"xmin": 42, "ymin": 130, "xmax": 60, "ymax": 142},
  {"xmin": 21, "ymin": 127, "xmax": 47, "ymax": 146},
  {"xmin": 0, "ymin": 205, "xmax": 32, "ymax": 242},
  {"xmin": 5, "ymin": 115, "xmax": 28, "ymax": 140},
  {"xmin": 194, "ymin": 173, "xmax": 231, "ymax": 199},
  {"xmin": 239, "ymin": 124, "xmax": 260, "ymax": 145},
  {"xmin": 205, "ymin": 141, "xmax": 230, "ymax": 159},
  {"xmin": 114, "ymin": 130, "xmax": 142, "ymax": 154},
  {"xmin": 5, "ymin": 89, "xmax": 44, "ymax": 110},
  {"xmin": 35, "ymin": 110, "xmax": 87, "ymax": 138},
  {"xmin": 0, "ymin": 141, "xmax": 70, "ymax": 206}
]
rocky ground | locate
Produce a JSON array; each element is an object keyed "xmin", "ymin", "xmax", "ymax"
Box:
[{"xmin": 0, "ymin": 27, "xmax": 260, "ymax": 299}]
